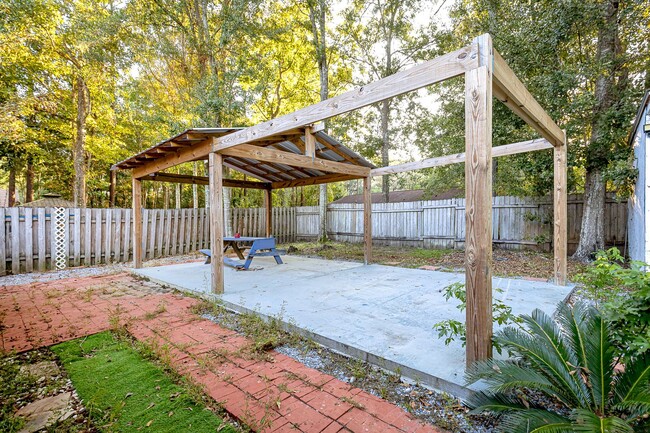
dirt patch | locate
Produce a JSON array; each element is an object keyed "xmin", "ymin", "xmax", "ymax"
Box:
[
  {"xmin": 284, "ymin": 242, "xmax": 587, "ymax": 281},
  {"xmin": 1, "ymin": 348, "xmax": 95, "ymax": 432}
]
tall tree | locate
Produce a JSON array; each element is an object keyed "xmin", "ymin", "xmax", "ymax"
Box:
[
  {"xmin": 573, "ymin": 0, "xmax": 628, "ymax": 260},
  {"xmin": 339, "ymin": 0, "xmax": 437, "ymax": 201},
  {"xmin": 444, "ymin": 0, "xmax": 647, "ymax": 259},
  {"xmin": 307, "ymin": 0, "xmax": 330, "ymax": 242}
]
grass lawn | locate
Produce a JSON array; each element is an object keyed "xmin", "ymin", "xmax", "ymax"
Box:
[{"xmin": 52, "ymin": 332, "xmax": 238, "ymax": 432}]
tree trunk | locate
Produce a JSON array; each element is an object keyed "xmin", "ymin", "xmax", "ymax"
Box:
[
  {"xmin": 204, "ymin": 161, "xmax": 210, "ymax": 209},
  {"xmin": 109, "ymin": 169, "xmax": 116, "ymax": 207},
  {"xmin": 223, "ymin": 167, "xmax": 232, "ymax": 236},
  {"xmin": 8, "ymin": 167, "xmax": 16, "ymax": 206},
  {"xmin": 573, "ymin": 169, "xmax": 606, "ymax": 261},
  {"xmin": 573, "ymin": 0, "xmax": 620, "ymax": 262},
  {"xmin": 25, "ymin": 161, "xmax": 34, "ymax": 203},
  {"xmin": 192, "ymin": 162, "xmax": 199, "ymax": 208},
  {"xmin": 175, "ymin": 184, "xmax": 181, "ymax": 209},
  {"xmin": 163, "ymin": 185, "xmax": 169, "ymax": 209},
  {"xmin": 380, "ymin": 99, "xmax": 391, "ymax": 203},
  {"xmin": 73, "ymin": 75, "xmax": 89, "ymax": 208},
  {"xmin": 309, "ymin": 0, "xmax": 330, "ymax": 242}
]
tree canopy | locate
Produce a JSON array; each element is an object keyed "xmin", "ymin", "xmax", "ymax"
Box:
[{"xmin": 1, "ymin": 0, "xmax": 648, "ymax": 228}]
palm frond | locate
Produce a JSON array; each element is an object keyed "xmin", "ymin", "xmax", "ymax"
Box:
[
  {"xmin": 496, "ymin": 308, "xmax": 589, "ymax": 407},
  {"xmin": 467, "ymin": 358, "xmax": 570, "ymax": 406},
  {"xmin": 499, "ymin": 409, "xmax": 573, "ymax": 433},
  {"xmin": 612, "ymin": 400, "xmax": 650, "ymax": 420},
  {"xmin": 580, "ymin": 304, "xmax": 615, "ymax": 413},
  {"xmin": 613, "ymin": 353, "xmax": 650, "ymax": 406},
  {"xmin": 572, "ymin": 409, "xmax": 635, "ymax": 433},
  {"xmin": 468, "ymin": 389, "xmax": 530, "ymax": 414},
  {"xmin": 556, "ymin": 301, "xmax": 597, "ymax": 407}
]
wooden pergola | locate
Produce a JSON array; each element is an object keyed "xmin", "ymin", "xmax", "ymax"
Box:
[{"xmin": 113, "ymin": 34, "xmax": 567, "ymax": 366}]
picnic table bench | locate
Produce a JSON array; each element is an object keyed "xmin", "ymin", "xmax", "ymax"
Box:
[{"xmin": 199, "ymin": 236, "xmax": 284, "ymax": 270}]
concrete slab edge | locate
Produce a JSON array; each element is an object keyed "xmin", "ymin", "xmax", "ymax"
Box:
[{"xmin": 131, "ymin": 269, "xmax": 475, "ymax": 401}]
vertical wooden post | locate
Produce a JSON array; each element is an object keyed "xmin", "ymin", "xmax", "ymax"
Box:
[
  {"xmin": 553, "ymin": 134, "xmax": 568, "ymax": 285},
  {"xmin": 363, "ymin": 176, "xmax": 372, "ymax": 264},
  {"xmin": 209, "ymin": 151, "xmax": 224, "ymax": 294},
  {"xmin": 465, "ymin": 36, "xmax": 493, "ymax": 367},
  {"xmin": 304, "ymin": 127, "xmax": 316, "ymax": 158},
  {"xmin": 265, "ymin": 188, "xmax": 273, "ymax": 238},
  {"xmin": 132, "ymin": 176, "xmax": 143, "ymax": 268}
]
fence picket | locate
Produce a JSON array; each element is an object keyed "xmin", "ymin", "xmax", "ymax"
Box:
[
  {"xmin": 24, "ymin": 208, "xmax": 33, "ymax": 272},
  {"xmin": 37, "ymin": 208, "xmax": 46, "ymax": 271},
  {"xmin": 114, "ymin": 209, "xmax": 122, "ymax": 262}
]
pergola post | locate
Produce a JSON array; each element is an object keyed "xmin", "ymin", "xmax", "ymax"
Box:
[
  {"xmin": 265, "ymin": 188, "xmax": 273, "ymax": 238},
  {"xmin": 363, "ymin": 176, "xmax": 372, "ymax": 265},
  {"xmin": 553, "ymin": 134, "xmax": 568, "ymax": 285},
  {"xmin": 132, "ymin": 176, "xmax": 143, "ymax": 268},
  {"xmin": 209, "ymin": 152, "xmax": 224, "ymax": 294},
  {"xmin": 465, "ymin": 37, "xmax": 493, "ymax": 367}
]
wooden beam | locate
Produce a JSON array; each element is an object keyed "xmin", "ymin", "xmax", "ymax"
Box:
[
  {"xmin": 492, "ymin": 50, "xmax": 564, "ymax": 147},
  {"xmin": 271, "ymin": 173, "xmax": 362, "ymax": 189},
  {"xmin": 213, "ymin": 45, "xmax": 479, "ymax": 152},
  {"xmin": 146, "ymin": 172, "xmax": 271, "ymax": 189},
  {"xmin": 209, "ymin": 152, "xmax": 224, "ymax": 294},
  {"xmin": 363, "ymin": 176, "xmax": 372, "ymax": 265},
  {"xmin": 553, "ymin": 135, "xmax": 568, "ymax": 285},
  {"xmin": 370, "ymin": 138, "xmax": 553, "ymax": 176},
  {"xmin": 218, "ymin": 143, "xmax": 371, "ymax": 177},
  {"xmin": 304, "ymin": 127, "xmax": 316, "ymax": 158},
  {"xmin": 132, "ymin": 176, "xmax": 143, "ymax": 268},
  {"xmin": 465, "ymin": 64, "xmax": 493, "ymax": 367},
  {"xmin": 265, "ymin": 189, "xmax": 273, "ymax": 237},
  {"xmin": 132, "ymin": 139, "xmax": 212, "ymax": 179}
]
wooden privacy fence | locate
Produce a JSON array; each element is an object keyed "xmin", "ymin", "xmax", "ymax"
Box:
[
  {"xmin": 295, "ymin": 194, "xmax": 627, "ymax": 253},
  {"xmin": 0, "ymin": 207, "xmax": 297, "ymax": 275},
  {"xmin": 0, "ymin": 194, "xmax": 626, "ymax": 275}
]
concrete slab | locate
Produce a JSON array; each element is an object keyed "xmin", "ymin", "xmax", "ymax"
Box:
[{"xmin": 134, "ymin": 256, "xmax": 573, "ymax": 398}]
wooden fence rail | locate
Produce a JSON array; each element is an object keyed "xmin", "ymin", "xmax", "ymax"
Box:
[{"xmin": 0, "ymin": 194, "xmax": 626, "ymax": 275}]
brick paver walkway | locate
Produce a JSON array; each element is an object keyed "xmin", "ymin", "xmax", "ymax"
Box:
[{"xmin": 1, "ymin": 272, "xmax": 446, "ymax": 433}]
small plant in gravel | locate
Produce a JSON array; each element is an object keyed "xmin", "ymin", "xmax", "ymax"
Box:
[
  {"xmin": 576, "ymin": 247, "xmax": 650, "ymax": 358},
  {"xmin": 467, "ymin": 301, "xmax": 650, "ymax": 433},
  {"xmin": 432, "ymin": 282, "xmax": 522, "ymax": 353}
]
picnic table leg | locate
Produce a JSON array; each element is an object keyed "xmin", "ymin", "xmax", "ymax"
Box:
[
  {"xmin": 242, "ymin": 246, "xmax": 257, "ymax": 270},
  {"xmin": 271, "ymin": 248, "xmax": 283, "ymax": 264},
  {"xmin": 232, "ymin": 243, "xmax": 246, "ymax": 260}
]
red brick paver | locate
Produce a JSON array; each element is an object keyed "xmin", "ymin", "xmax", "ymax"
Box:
[{"xmin": 1, "ymin": 273, "xmax": 446, "ymax": 433}]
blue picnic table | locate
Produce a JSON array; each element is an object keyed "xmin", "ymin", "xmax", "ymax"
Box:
[{"xmin": 199, "ymin": 236, "xmax": 284, "ymax": 270}]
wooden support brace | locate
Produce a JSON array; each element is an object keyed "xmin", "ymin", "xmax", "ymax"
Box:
[
  {"xmin": 371, "ymin": 138, "xmax": 553, "ymax": 177},
  {"xmin": 304, "ymin": 127, "xmax": 316, "ymax": 158},
  {"xmin": 209, "ymin": 152, "xmax": 225, "ymax": 294},
  {"xmin": 132, "ymin": 177, "xmax": 143, "ymax": 268},
  {"xmin": 219, "ymin": 144, "xmax": 370, "ymax": 177},
  {"xmin": 553, "ymin": 136, "xmax": 568, "ymax": 285},
  {"xmin": 465, "ymin": 64, "xmax": 493, "ymax": 367},
  {"xmin": 265, "ymin": 189, "xmax": 273, "ymax": 238},
  {"xmin": 492, "ymin": 50, "xmax": 564, "ymax": 147},
  {"xmin": 363, "ymin": 176, "xmax": 372, "ymax": 265}
]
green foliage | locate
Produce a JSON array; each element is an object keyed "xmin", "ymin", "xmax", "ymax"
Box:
[
  {"xmin": 52, "ymin": 332, "xmax": 237, "ymax": 432},
  {"xmin": 576, "ymin": 248, "xmax": 650, "ymax": 358},
  {"xmin": 432, "ymin": 283, "xmax": 522, "ymax": 353},
  {"xmin": 467, "ymin": 302, "xmax": 650, "ymax": 433}
]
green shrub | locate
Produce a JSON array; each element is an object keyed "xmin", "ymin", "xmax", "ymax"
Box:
[
  {"xmin": 432, "ymin": 282, "xmax": 522, "ymax": 353},
  {"xmin": 468, "ymin": 302, "xmax": 650, "ymax": 433},
  {"xmin": 576, "ymin": 248, "xmax": 650, "ymax": 358}
]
